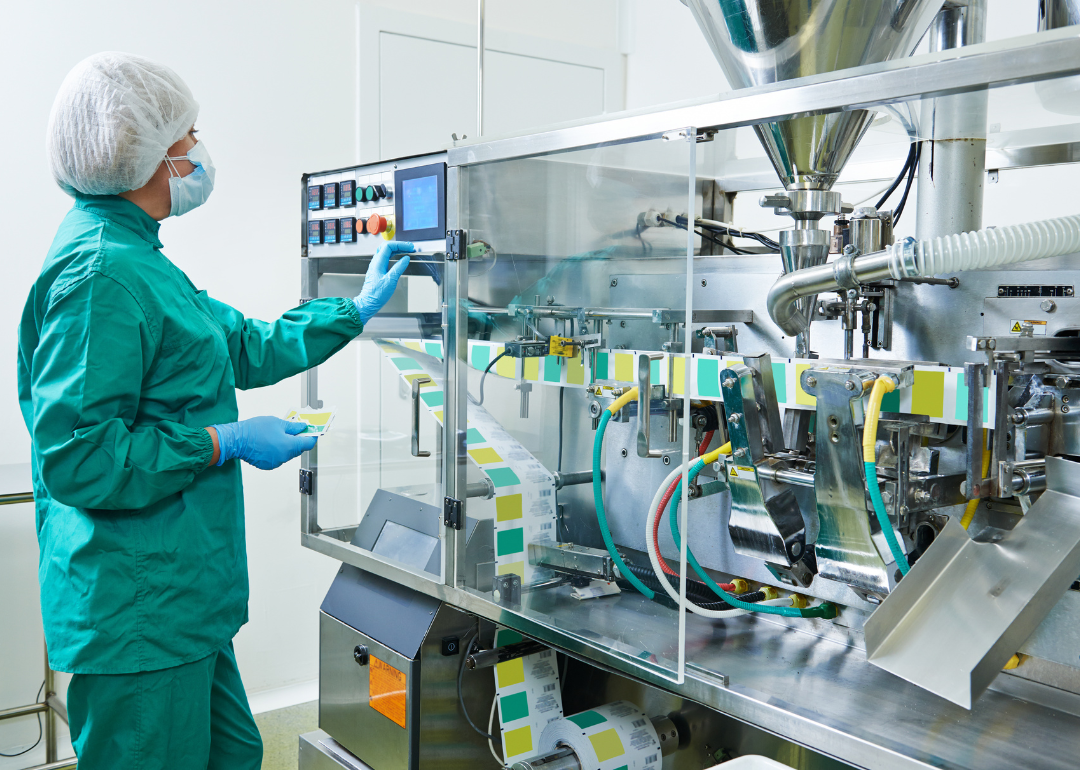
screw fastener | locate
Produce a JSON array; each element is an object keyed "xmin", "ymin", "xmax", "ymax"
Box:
[{"xmin": 805, "ymin": 376, "xmax": 818, "ymax": 388}]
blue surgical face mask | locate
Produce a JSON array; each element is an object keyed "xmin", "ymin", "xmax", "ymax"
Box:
[{"xmin": 164, "ymin": 141, "xmax": 215, "ymax": 217}]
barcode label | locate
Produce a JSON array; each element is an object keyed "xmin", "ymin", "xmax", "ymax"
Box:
[
  {"xmin": 632, "ymin": 718, "xmax": 645, "ymax": 728},
  {"xmin": 540, "ymin": 488, "xmax": 552, "ymax": 497},
  {"xmin": 645, "ymin": 754, "xmax": 658, "ymax": 765},
  {"xmin": 543, "ymin": 683, "xmax": 557, "ymax": 693},
  {"xmin": 540, "ymin": 650, "xmax": 551, "ymax": 659},
  {"xmin": 540, "ymin": 522, "xmax": 553, "ymax": 530}
]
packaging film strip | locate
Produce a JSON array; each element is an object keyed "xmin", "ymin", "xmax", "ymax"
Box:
[
  {"xmin": 389, "ymin": 338, "xmax": 997, "ymax": 427},
  {"xmin": 375, "ymin": 341, "xmax": 558, "ymax": 582},
  {"xmin": 538, "ymin": 701, "xmax": 663, "ymax": 770},
  {"xmin": 493, "ymin": 627, "xmax": 565, "ymax": 763},
  {"xmin": 373, "ymin": 341, "xmax": 564, "ymax": 763}
]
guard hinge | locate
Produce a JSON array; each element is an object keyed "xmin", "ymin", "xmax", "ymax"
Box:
[
  {"xmin": 299, "ymin": 469, "xmax": 313, "ymax": 495},
  {"xmin": 445, "ymin": 229, "xmax": 467, "ymax": 260},
  {"xmin": 443, "ymin": 496, "xmax": 463, "ymax": 530}
]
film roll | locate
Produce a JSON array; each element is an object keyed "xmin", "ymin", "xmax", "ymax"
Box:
[{"xmin": 538, "ymin": 701, "xmax": 662, "ymax": 770}]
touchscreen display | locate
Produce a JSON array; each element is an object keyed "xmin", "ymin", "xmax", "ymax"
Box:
[{"xmin": 401, "ymin": 175, "xmax": 438, "ymax": 231}]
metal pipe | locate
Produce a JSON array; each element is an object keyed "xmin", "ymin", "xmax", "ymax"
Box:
[
  {"xmin": 553, "ymin": 470, "xmax": 593, "ymax": 490},
  {"xmin": 44, "ymin": 639, "xmax": 56, "ymax": 763},
  {"xmin": 1013, "ymin": 467, "xmax": 1047, "ymax": 495},
  {"xmin": 465, "ymin": 639, "xmax": 547, "ymax": 670},
  {"xmin": 755, "ymin": 465, "xmax": 816, "ymax": 488},
  {"xmin": 512, "ymin": 306, "xmax": 657, "ymax": 320},
  {"xmin": 25, "ymin": 761, "xmax": 77, "ymax": 770},
  {"xmin": 466, "ymin": 479, "xmax": 495, "ymax": 499},
  {"xmin": 915, "ymin": 0, "xmax": 987, "ymax": 240},
  {"xmin": 510, "ymin": 747, "xmax": 582, "ymax": 770},
  {"xmin": 0, "ymin": 492, "xmax": 33, "ymax": 505},
  {"xmin": 477, "ymin": 0, "xmax": 485, "ymax": 137},
  {"xmin": 766, "ymin": 251, "xmax": 892, "ymax": 336},
  {"xmin": 0, "ymin": 702, "xmax": 48, "ymax": 720}
]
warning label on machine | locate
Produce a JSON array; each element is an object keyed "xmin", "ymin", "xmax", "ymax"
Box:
[
  {"xmin": 369, "ymin": 656, "xmax": 407, "ymax": 728},
  {"xmin": 1009, "ymin": 319, "xmax": 1047, "ymax": 335}
]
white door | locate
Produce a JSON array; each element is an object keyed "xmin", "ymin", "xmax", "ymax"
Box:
[{"xmin": 358, "ymin": 5, "xmax": 624, "ymax": 162}]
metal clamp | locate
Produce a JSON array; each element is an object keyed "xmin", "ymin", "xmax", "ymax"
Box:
[
  {"xmin": 411, "ymin": 377, "xmax": 432, "ymax": 457},
  {"xmin": 637, "ymin": 353, "xmax": 666, "ymax": 458}
]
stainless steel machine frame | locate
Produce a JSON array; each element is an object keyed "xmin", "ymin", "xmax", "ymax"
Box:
[{"xmin": 299, "ymin": 25, "xmax": 1080, "ymax": 770}]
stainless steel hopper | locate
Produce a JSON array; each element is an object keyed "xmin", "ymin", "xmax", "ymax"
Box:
[
  {"xmin": 683, "ymin": 0, "xmax": 944, "ymax": 191},
  {"xmin": 682, "ymin": 0, "xmax": 944, "ymax": 352}
]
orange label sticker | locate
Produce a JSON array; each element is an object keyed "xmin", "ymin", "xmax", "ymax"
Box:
[{"xmin": 369, "ymin": 655, "xmax": 407, "ymax": 728}]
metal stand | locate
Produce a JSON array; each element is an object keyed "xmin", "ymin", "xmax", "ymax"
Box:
[{"xmin": 0, "ymin": 478, "xmax": 76, "ymax": 770}]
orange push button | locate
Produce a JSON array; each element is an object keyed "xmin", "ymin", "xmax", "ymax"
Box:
[{"xmin": 366, "ymin": 213, "xmax": 387, "ymax": 235}]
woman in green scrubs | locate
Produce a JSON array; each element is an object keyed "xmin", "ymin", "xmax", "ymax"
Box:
[{"xmin": 18, "ymin": 52, "xmax": 413, "ymax": 769}]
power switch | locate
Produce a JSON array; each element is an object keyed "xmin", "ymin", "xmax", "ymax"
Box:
[{"xmin": 441, "ymin": 636, "xmax": 460, "ymax": 656}]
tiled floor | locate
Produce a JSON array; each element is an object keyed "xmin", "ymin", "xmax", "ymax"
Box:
[{"xmin": 255, "ymin": 701, "xmax": 318, "ymax": 770}]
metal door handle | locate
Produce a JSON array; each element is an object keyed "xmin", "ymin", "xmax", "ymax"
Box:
[
  {"xmin": 411, "ymin": 377, "xmax": 432, "ymax": 457},
  {"xmin": 637, "ymin": 353, "xmax": 665, "ymax": 458}
]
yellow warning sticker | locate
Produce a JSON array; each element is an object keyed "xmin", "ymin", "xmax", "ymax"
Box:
[
  {"xmin": 1010, "ymin": 319, "xmax": 1047, "ymax": 335},
  {"xmin": 729, "ymin": 466, "xmax": 739, "ymax": 477},
  {"xmin": 369, "ymin": 655, "xmax": 407, "ymax": 728}
]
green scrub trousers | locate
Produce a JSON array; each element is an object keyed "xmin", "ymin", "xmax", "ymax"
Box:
[{"xmin": 67, "ymin": 642, "xmax": 261, "ymax": 770}]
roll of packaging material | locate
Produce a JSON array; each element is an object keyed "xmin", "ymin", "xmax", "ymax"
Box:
[{"xmin": 538, "ymin": 701, "xmax": 663, "ymax": 770}]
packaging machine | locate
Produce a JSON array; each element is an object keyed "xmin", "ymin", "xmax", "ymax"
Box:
[{"xmin": 297, "ymin": 2, "xmax": 1080, "ymax": 768}]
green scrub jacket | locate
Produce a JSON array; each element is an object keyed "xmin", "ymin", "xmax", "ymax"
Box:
[{"xmin": 18, "ymin": 194, "xmax": 364, "ymax": 675}]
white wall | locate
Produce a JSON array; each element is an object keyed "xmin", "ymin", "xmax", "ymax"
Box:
[{"xmin": 0, "ymin": 1, "xmax": 357, "ymax": 763}]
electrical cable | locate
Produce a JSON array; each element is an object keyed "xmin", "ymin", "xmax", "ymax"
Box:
[
  {"xmin": 651, "ymin": 453, "xmax": 736, "ymax": 579},
  {"xmin": 863, "ymin": 375, "xmax": 911, "ymax": 575},
  {"xmin": 689, "ymin": 216, "xmax": 782, "ymax": 251},
  {"xmin": 875, "ymin": 143, "xmax": 917, "ymax": 211},
  {"xmin": 891, "ymin": 143, "xmax": 921, "ymax": 226},
  {"xmin": 475, "ymin": 351, "xmax": 509, "ymax": 407},
  {"xmin": 698, "ymin": 430, "xmax": 714, "ymax": 458},
  {"xmin": 0, "ymin": 682, "xmax": 45, "ymax": 757},
  {"xmin": 660, "ymin": 216, "xmax": 754, "ymax": 255},
  {"xmin": 488, "ymin": 694, "xmax": 504, "ymax": 766},
  {"xmin": 593, "ymin": 389, "xmax": 655, "ymax": 598},
  {"xmin": 621, "ymin": 561, "xmax": 760, "ymax": 609},
  {"xmin": 458, "ymin": 633, "xmax": 495, "ymax": 741}
]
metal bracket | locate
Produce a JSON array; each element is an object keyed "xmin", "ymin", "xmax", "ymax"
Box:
[
  {"xmin": 443, "ymin": 496, "xmax": 463, "ymax": 530},
  {"xmin": 299, "ymin": 469, "xmax": 313, "ymax": 496},
  {"xmin": 637, "ymin": 353, "xmax": 666, "ymax": 458},
  {"xmin": 411, "ymin": 377, "xmax": 433, "ymax": 457},
  {"xmin": 445, "ymin": 229, "xmax": 467, "ymax": 260}
]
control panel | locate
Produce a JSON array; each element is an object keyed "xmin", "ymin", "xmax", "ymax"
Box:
[{"xmin": 303, "ymin": 152, "xmax": 447, "ymax": 258}]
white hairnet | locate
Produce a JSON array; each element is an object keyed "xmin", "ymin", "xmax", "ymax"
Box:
[{"xmin": 47, "ymin": 52, "xmax": 199, "ymax": 196}]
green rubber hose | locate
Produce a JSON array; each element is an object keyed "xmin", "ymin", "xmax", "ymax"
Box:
[
  {"xmin": 866, "ymin": 461, "xmax": 910, "ymax": 575},
  {"xmin": 593, "ymin": 410, "xmax": 654, "ymax": 598},
  {"xmin": 669, "ymin": 461, "xmax": 837, "ymax": 619}
]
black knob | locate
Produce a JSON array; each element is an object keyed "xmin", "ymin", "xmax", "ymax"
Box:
[{"xmin": 353, "ymin": 644, "xmax": 369, "ymax": 666}]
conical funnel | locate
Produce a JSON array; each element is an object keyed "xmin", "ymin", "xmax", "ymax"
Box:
[{"xmin": 683, "ymin": 0, "xmax": 944, "ymax": 191}]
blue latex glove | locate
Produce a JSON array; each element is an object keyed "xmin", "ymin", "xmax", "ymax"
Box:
[
  {"xmin": 212, "ymin": 416, "xmax": 318, "ymax": 470},
  {"xmin": 354, "ymin": 241, "xmax": 415, "ymax": 324}
]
